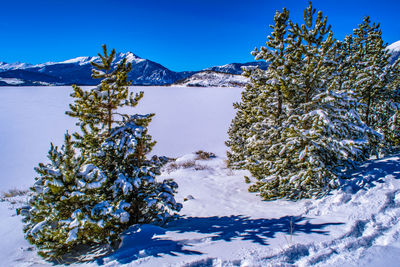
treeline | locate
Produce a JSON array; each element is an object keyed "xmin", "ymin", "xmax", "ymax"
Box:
[{"xmin": 226, "ymin": 2, "xmax": 400, "ymax": 200}]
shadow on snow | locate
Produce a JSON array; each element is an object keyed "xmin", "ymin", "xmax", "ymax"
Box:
[
  {"xmin": 101, "ymin": 215, "xmax": 343, "ymax": 265},
  {"xmin": 340, "ymin": 153, "xmax": 400, "ymax": 193},
  {"xmin": 99, "ymin": 153, "xmax": 400, "ymax": 264}
]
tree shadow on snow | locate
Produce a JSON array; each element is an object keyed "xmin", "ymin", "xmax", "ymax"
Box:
[
  {"xmin": 167, "ymin": 215, "xmax": 342, "ymax": 245},
  {"xmin": 97, "ymin": 224, "xmax": 202, "ymax": 265},
  {"xmin": 100, "ymin": 215, "xmax": 342, "ymax": 265},
  {"xmin": 340, "ymin": 153, "xmax": 400, "ymax": 193}
]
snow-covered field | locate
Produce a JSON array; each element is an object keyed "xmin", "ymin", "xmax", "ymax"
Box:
[
  {"xmin": 0, "ymin": 86, "xmax": 241, "ymax": 190},
  {"xmin": 1, "ymin": 86, "xmax": 400, "ymax": 266}
]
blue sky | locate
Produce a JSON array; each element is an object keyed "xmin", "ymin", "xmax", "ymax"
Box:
[{"xmin": 1, "ymin": 0, "xmax": 399, "ymax": 71}]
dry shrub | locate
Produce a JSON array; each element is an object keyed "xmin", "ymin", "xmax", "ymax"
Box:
[
  {"xmin": 164, "ymin": 160, "xmax": 210, "ymax": 173},
  {"xmin": 1, "ymin": 188, "xmax": 29, "ymax": 198},
  {"xmin": 195, "ymin": 150, "xmax": 216, "ymax": 160}
]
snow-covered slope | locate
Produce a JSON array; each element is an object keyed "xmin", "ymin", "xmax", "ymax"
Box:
[
  {"xmin": 0, "ymin": 77, "xmax": 25, "ymax": 85},
  {"xmin": 60, "ymin": 52, "xmax": 146, "ymax": 66},
  {"xmin": 387, "ymin": 40, "xmax": 400, "ymax": 64},
  {"xmin": 1, "ymin": 152, "xmax": 400, "ymax": 266},
  {"xmin": 0, "ymin": 62, "xmax": 33, "ymax": 71},
  {"xmin": 387, "ymin": 40, "xmax": 400, "ymax": 52},
  {"xmin": 205, "ymin": 61, "xmax": 269, "ymax": 75},
  {"xmin": 173, "ymin": 70, "xmax": 249, "ymax": 87},
  {"xmin": 60, "ymin": 56, "xmax": 98, "ymax": 65}
]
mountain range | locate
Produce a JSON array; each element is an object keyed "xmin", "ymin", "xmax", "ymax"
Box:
[
  {"xmin": 0, "ymin": 53, "xmax": 268, "ymax": 87},
  {"xmin": 0, "ymin": 53, "xmax": 195, "ymax": 86},
  {"xmin": 0, "ymin": 41, "xmax": 398, "ymax": 87}
]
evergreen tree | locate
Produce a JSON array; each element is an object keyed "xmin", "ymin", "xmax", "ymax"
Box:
[
  {"xmin": 350, "ymin": 17, "xmax": 399, "ymax": 151},
  {"xmin": 226, "ymin": 8, "xmax": 293, "ymax": 174},
  {"xmin": 23, "ymin": 45, "xmax": 182, "ymax": 260},
  {"xmin": 24, "ymin": 133, "xmax": 109, "ymax": 258},
  {"xmin": 382, "ymin": 62, "xmax": 400, "ymax": 148},
  {"xmin": 66, "ymin": 45, "xmax": 146, "ymax": 156},
  {"xmin": 226, "ymin": 67, "xmax": 268, "ymax": 170}
]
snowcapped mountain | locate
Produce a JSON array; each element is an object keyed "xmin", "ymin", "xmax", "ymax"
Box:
[
  {"xmin": 205, "ymin": 61, "xmax": 269, "ymax": 75},
  {"xmin": 0, "ymin": 51, "xmax": 270, "ymax": 87},
  {"xmin": 173, "ymin": 62, "xmax": 269, "ymax": 88},
  {"xmin": 0, "ymin": 52, "xmax": 192, "ymax": 86},
  {"xmin": 0, "ymin": 62, "xmax": 33, "ymax": 71},
  {"xmin": 173, "ymin": 70, "xmax": 248, "ymax": 87},
  {"xmin": 387, "ymin": 40, "xmax": 400, "ymax": 64}
]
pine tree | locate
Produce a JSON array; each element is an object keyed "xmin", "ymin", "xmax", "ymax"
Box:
[
  {"xmin": 66, "ymin": 45, "xmax": 146, "ymax": 156},
  {"xmin": 226, "ymin": 8, "xmax": 293, "ymax": 174},
  {"xmin": 226, "ymin": 67, "xmax": 268, "ymax": 170},
  {"xmin": 382, "ymin": 61, "xmax": 400, "ymax": 148},
  {"xmin": 350, "ymin": 17, "xmax": 399, "ymax": 152},
  {"xmin": 23, "ymin": 45, "xmax": 182, "ymax": 260},
  {"xmin": 24, "ymin": 133, "xmax": 109, "ymax": 258}
]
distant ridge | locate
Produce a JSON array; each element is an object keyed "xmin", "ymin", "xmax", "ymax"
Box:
[
  {"xmin": 2, "ymin": 40, "xmax": 397, "ymax": 87},
  {"xmin": 0, "ymin": 51, "xmax": 268, "ymax": 87},
  {"xmin": 0, "ymin": 52, "xmax": 189, "ymax": 86}
]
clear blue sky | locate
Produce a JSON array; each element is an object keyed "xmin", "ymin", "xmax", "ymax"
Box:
[{"xmin": 1, "ymin": 0, "xmax": 399, "ymax": 71}]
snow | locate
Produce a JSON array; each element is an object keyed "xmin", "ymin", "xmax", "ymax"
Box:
[
  {"xmin": 387, "ymin": 40, "xmax": 400, "ymax": 52},
  {"xmin": 59, "ymin": 52, "xmax": 144, "ymax": 66},
  {"xmin": 0, "ymin": 78, "xmax": 25, "ymax": 85},
  {"xmin": 66, "ymin": 227, "xmax": 79, "ymax": 243},
  {"xmin": 0, "ymin": 51, "xmax": 144, "ymax": 71},
  {"xmin": 1, "ymin": 86, "xmax": 400, "ymax": 266},
  {"xmin": 0, "ymin": 62, "xmax": 33, "ymax": 71},
  {"xmin": 2, "ymin": 152, "xmax": 400, "ymax": 266},
  {"xmin": 61, "ymin": 56, "xmax": 97, "ymax": 65},
  {"xmin": 174, "ymin": 71, "xmax": 248, "ymax": 87},
  {"xmin": 0, "ymin": 86, "xmax": 241, "ymax": 190},
  {"xmin": 120, "ymin": 52, "xmax": 146, "ymax": 64}
]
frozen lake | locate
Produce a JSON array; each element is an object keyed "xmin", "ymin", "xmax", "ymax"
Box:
[{"xmin": 0, "ymin": 86, "xmax": 242, "ymax": 190}]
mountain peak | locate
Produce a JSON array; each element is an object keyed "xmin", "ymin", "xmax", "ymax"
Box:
[
  {"xmin": 55, "ymin": 52, "xmax": 146, "ymax": 66},
  {"xmin": 0, "ymin": 61, "xmax": 33, "ymax": 70},
  {"xmin": 60, "ymin": 56, "xmax": 97, "ymax": 65},
  {"xmin": 115, "ymin": 52, "xmax": 145, "ymax": 64}
]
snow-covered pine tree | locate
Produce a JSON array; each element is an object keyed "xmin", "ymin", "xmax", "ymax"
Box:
[
  {"xmin": 24, "ymin": 133, "xmax": 110, "ymax": 258},
  {"xmin": 351, "ymin": 17, "xmax": 400, "ymax": 152},
  {"xmin": 381, "ymin": 61, "xmax": 400, "ymax": 148},
  {"xmin": 66, "ymin": 44, "xmax": 146, "ymax": 156},
  {"xmin": 23, "ymin": 45, "xmax": 182, "ymax": 260},
  {"xmin": 331, "ymin": 36, "xmax": 357, "ymax": 94},
  {"xmin": 233, "ymin": 2, "xmax": 373, "ymax": 200},
  {"xmin": 226, "ymin": 8, "xmax": 292, "ymax": 175},
  {"xmin": 98, "ymin": 115, "xmax": 181, "ymax": 225},
  {"xmin": 226, "ymin": 67, "xmax": 267, "ymax": 170}
]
